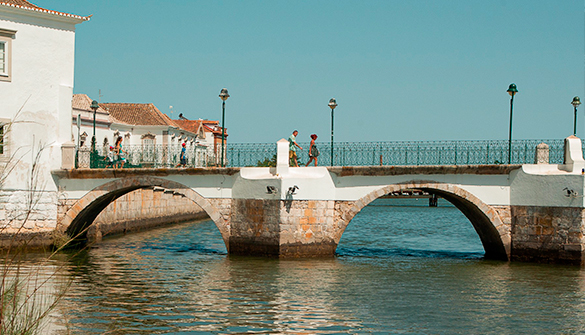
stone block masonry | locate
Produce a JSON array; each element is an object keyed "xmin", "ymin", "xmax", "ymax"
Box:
[
  {"xmin": 510, "ymin": 206, "xmax": 585, "ymax": 265},
  {"xmin": 280, "ymin": 199, "xmax": 337, "ymax": 257},
  {"xmin": 0, "ymin": 190, "xmax": 59, "ymax": 248},
  {"xmin": 87, "ymin": 188, "xmax": 209, "ymax": 243},
  {"xmin": 229, "ymin": 199, "xmax": 338, "ymax": 257},
  {"xmin": 229, "ymin": 199, "xmax": 281, "ymax": 256},
  {"xmin": 0, "ymin": 187, "xmax": 209, "ymax": 248}
]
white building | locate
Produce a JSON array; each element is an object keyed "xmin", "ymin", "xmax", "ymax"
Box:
[
  {"xmin": 174, "ymin": 118, "xmax": 228, "ymax": 166},
  {"xmin": 72, "ymin": 95, "xmax": 206, "ymax": 167},
  {"xmin": 0, "ymin": 1, "xmax": 88, "ymax": 229},
  {"xmin": 72, "ymin": 93, "xmax": 112, "ymax": 149}
]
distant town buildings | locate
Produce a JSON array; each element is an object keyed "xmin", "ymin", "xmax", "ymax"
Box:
[
  {"xmin": 173, "ymin": 117, "xmax": 228, "ymax": 166},
  {"xmin": 72, "ymin": 94, "xmax": 111, "ymax": 149},
  {"xmin": 72, "ymin": 94, "xmax": 227, "ymax": 167},
  {"xmin": 1, "ymin": 0, "xmax": 228, "ymax": 172}
]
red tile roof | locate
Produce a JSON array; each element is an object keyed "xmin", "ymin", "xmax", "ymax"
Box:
[
  {"xmin": 72, "ymin": 94, "xmax": 109, "ymax": 115},
  {"xmin": 101, "ymin": 103, "xmax": 180, "ymax": 127},
  {"xmin": 174, "ymin": 119, "xmax": 227, "ymax": 136},
  {"xmin": 205, "ymin": 124, "xmax": 227, "ymax": 136},
  {"xmin": 173, "ymin": 120, "xmax": 201, "ymax": 133},
  {"xmin": 0, "ymin": 0, "xmax": 90, "ymax": 21}
]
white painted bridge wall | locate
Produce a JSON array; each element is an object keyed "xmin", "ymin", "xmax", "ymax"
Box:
[
  {"xmin": 55, "ymin": 135, "xmax": 585, "ymax": 210},
  {"xmin": 54, "ymin": 165, "xmax": 585, "ymax": 213}
]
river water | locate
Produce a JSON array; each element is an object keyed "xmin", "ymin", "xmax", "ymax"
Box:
[{"xmin": 41, "ymin": 199, "xmax": 585, "ymax": 334}]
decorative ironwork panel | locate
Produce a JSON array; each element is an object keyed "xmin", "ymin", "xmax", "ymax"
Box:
[
  {"xmin": 78, "ymin": 144, "xmax": 216, "ymax": 169},
  {"xmin": 225, "ymin": 139, "xmax": 566, "ymax": 167},
  {"xmin": 227, "ymin": 143, "xmax": 277, "ymax": 167},
  {"xmin": 79, "ymin": 139, "xmax": 571, "ymax": 168}
]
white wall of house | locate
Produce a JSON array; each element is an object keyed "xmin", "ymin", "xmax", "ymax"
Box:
[
  {"xmin": 0, "ymin": 7, "xmax": 86, "ymax": 193},
  {"xmin": 72, "ymin": 107, "xmax": 112, "ymax": 149},
  {"xmin": 0, "ymin": 5, "xmax": 86, "ymax": 231},
  {"xmin": 197, "ymin": 129, "xmax": 215, "ymax": 148},
  {"xmin": 107, "ymin": 124, "xmax": 196, "ymax": 147},
  {"xmin": 108, "ymin": 124, "xmax": 200, "ymax": 166},
  {"xmin": 195, "ymin": 123, "xmax": 226, "ymax": 165}
]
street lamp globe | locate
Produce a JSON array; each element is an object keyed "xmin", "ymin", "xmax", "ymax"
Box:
[
  {"xmin": 572, "ymin": 96, "xmax": 581, "ymax": 108},
  {"xmin": 219, "ymin": 88, "xmax": 230, "ymax": 101},
  {"xmin": 328, "ymin": 98, "xmax": 337, "ymax": 110},
  {"xmin": 507, "ymin": 83, "xmax": 518, "ymax": 97}
]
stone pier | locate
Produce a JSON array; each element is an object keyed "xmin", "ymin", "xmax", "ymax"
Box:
[{"xmin": 228, "ymin": 199, "xmax": 338, "ymax": 257}]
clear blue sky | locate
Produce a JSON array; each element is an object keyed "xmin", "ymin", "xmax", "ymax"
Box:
[{"xmin": 38, "ymin": 0, "xmax": 584, "ymax": 143}]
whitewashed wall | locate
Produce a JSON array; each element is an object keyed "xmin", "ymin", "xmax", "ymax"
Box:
[
  {"xmin": 0, "ymin": 7, "xmax": 85, "ymax": 230},
  {"xmin": 71, "ymin": 108, "xmax": 111, "ymax": 148}
]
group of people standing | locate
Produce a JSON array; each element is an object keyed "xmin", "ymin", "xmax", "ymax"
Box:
[
  {"xmin": 288, "ymin": 130, "xmax": 319, "ymax": 167},
  {"xmin": 105, "ymin": 136, "xmax": 127, "ymax": 168}
]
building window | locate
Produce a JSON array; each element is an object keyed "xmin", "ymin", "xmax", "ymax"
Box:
[
  {"xmin": 141, "ymin": 134, "xmax": 156, "ymax": 165},
  {"xmin": 0, "ymin": 119, "xmax": 10, "ymax": 159},
  {"xmin": 0, "ymin": 123, "xmax": 4, "ymax": 155},
  {"xmin": 142, "ymin": 137, "xmax": 155, "ymax": 146},
  {"xmin": 80, "ymin": 132, "xmax": 88, "ymax": 147},
  {"xmin": 0, "ymin": 41, "xmax": 6, "ymax": 75},
  {"xmin": 0, "ymin": 29, "xmax": 15, "ymax": 82}
]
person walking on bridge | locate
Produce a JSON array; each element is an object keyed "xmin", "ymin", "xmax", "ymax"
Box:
[
  {"xmin": 176, "ymin": 142, "xmax": 187, "ymax": 168},
  {"xmin": 288, "ymin": 130, "xmax": 303, "ymax": 167},
  {"xmin": 114, "ymin": 136, "xmax": 127, "ymax": 169},
  {"xmin": 305, "ymin": 134, "xmax": 319, "ymax": 166}
]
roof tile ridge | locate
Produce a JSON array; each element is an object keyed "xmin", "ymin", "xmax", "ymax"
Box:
[
  {"xmin": 0, "ymin": 1, "xmax": 91, "ymax": 21},
  {"xmin": 149, "ymin": 103, "xmax": 176, "ymax": 126},
  {"xmin": 108, "ymin": 112, "xmax": 130, "ymax": 125}
]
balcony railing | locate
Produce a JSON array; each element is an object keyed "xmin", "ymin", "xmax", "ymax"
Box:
[{"xmin": 77, "ymin": 139, "xmax": 567, "ymax": 168}]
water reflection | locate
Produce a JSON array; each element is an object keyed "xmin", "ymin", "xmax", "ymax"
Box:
[
  {"xmin": 55, "ymin": 243, "xmax": 366, "ymax": 333},
  {"xmin": 12, "ymin": 199, "xmax": 585, "ymax": 334},
  {"xmin": 184, "ymin": 257, "xmax": 366, "ymax": 334}
]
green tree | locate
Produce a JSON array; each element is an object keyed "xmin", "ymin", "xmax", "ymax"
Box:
[{"xmin": 256, "ymin": 154, "xmax": 277, "ymax": 167}]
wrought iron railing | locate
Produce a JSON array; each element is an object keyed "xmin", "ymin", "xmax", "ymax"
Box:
[
  {"xmin": 226, "ymin": 139, "xmax": 566, "ymax": 167},
  {"xmin": 77, "ymin": 139, "xmax": 567, "ymax": 168},
  {"xmin": 77, "ymin": 144, "xmax": 216, "ymax": 169}
]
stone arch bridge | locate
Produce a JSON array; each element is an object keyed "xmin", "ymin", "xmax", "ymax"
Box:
[{"xmin": 53, "ymin": 136, "xmax": 585, "ymax": 265}]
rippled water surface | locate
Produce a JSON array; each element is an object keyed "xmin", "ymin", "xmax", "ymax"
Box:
[{"xmin": 42, "ymin": 199, "xmax": 585, "ymax": 334}]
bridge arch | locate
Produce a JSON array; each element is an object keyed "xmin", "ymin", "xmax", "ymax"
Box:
[
  {"xmin": 58, "ymin": 176, "xmax": 229, "ymax": 247},
  {"xmin": 336, "ymin": 182, "xmax": 511, "ymax": 260}
]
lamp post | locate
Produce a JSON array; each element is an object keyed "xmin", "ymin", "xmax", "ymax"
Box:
[
  {"xmin": 506, "ymin": 84, "xmax": 518, "ymax": 164},
  {"xmin": 90, "ymin": 100, "xmax": 99, "ymax": 167},
  {"xmin": 219, "ymin": 88, "xmax": 229, "ymax": 167},
  {"xmin": 328, "ymin": 98, "xmax": 337, "ymax": 167},
  {"xmin": 572, "ymin": 96, "xmax": 581, "ymax": 136}
]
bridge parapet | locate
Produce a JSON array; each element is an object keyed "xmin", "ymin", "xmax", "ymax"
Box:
[{"xmin": 70, "ymin": 139, "xmax": 568, "ymax": 169}]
